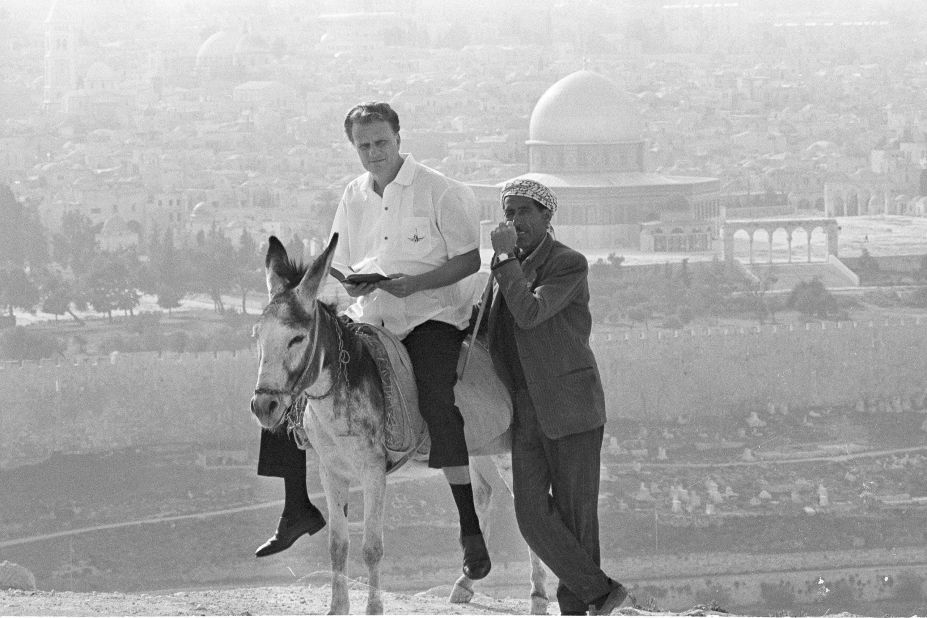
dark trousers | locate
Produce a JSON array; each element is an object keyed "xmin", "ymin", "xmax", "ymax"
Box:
[
  {"xmin": 257, "ymin": 319, "xmax": 468, "ymax": 474},
  {"xmin": 257, "ymin": 428, "xmax": 305, "ymax": 478},
  {"xmin": 402, "ymin": 320, "xmax": 469, "ymax": 469},
  {"xmin": 510, "ymin": 389, "xmax": 610, "ymax": 614}
]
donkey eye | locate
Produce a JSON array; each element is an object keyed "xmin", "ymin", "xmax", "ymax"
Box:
[{"xmin": 288, "ymin": 335, "xmax": 306, "ymax": 348}]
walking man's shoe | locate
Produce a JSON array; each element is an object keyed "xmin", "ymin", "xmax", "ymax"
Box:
[
  {"xmin": 255, "ymin": 508, "xmax": 326, "ymax": 557},
  {"xmin": 589, "ymin": 580, "xmax": 629, "ymax": 616}
]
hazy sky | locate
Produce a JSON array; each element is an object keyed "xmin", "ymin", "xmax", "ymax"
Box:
[{"xmin": 6, "ymin": 0, "xmax": 923, "ymax": 25}]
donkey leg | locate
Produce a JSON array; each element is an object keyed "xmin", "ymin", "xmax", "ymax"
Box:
[
  {"xmin": 486, "ymin": 454, "xmax": 551, "ymax": 614},
  {"xmin": 527, "ymin": 548, "xmax": 550, "ymax": 615},
  {"xmin": 320, "ymin": 464, "xmax": 351, "ymax": 615},
  {"xmin": 449, "ymin": 458, "xmax": 495, "ymax": 604},
  {"xmin": 360, "ymin": 460, "xmax": 386, "ymax": 614}
]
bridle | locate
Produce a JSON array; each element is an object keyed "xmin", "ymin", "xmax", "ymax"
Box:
[{"xmin": 253, "ymin": 304, "xmax": 351, "ymax": 432}]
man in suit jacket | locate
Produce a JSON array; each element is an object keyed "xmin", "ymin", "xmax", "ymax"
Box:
[{"xmin": 487, "ymin": 178, "xmax": 628, "ymax": 616}]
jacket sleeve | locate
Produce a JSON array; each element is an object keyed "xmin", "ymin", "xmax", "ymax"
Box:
[{"xmin": 492, "ymin": 250, "xmax": 587, "ymax": 330}]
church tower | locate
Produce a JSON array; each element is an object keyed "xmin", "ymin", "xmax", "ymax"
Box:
[{"xmin": 43, "ymin": 0, "xmax": 79, "ymax": 111}]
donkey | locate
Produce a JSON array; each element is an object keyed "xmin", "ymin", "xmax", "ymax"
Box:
[{"xmin": 250, "ymin": 235, "xmax": 549, "ymax": 615}]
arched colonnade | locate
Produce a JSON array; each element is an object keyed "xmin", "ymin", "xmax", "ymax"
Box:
[{"xmin": 722, "ymin": 218, "xmax": 839, "ymax": 266}]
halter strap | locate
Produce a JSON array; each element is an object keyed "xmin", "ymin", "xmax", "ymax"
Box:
[{"xmin": 280, "ymin": 308, "xmax": 351, "ymax": 438}]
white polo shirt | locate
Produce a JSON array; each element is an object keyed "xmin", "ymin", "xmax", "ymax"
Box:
[{"xmin": 329, "ymin": 154, "xmax": 480, "ymax": 339}]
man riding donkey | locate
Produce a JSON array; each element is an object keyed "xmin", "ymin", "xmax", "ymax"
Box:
[{"xmin": 254, "ymin": 101, "xmax": 491, "ymax": 582}]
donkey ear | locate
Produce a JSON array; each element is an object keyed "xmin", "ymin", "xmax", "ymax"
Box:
[
  {"xmin": 264, "ymin": 236, "xmax": 289, "ymax": 299},
  {"xmin": 295, "ymin": 233, "xmax": 339, "ymax": 305}
]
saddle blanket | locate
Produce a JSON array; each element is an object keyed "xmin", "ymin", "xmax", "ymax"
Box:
[{"xmin": 355, "ymin": 322, "xmax": 513, "ymax": 470}]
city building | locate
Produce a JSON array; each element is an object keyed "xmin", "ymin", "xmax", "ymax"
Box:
[{"xmin": 471, "ymin": 70, "xmax": 721, "ymax": 253}]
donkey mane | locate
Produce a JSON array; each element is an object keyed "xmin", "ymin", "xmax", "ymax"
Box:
[
  {"xmin": 276, "ymin": 255, "xmax": 309, "ymax": 291},
  {"xmin": 272, "ymin": 255, "xmax": 337, "ymax": 317}
]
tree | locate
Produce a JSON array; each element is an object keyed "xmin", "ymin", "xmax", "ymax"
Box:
[
  {"xmin": 745, "ymin": 270, "xmax": 778, "ymax": 325},
  {"xmin": 231, "ymin": 229, "xmax": 263, "ymax": 313},
  {"xmin": 148, "ymin": 228, "xmax": 188, "ymax": 315},
  {"xmin": 37, "ymin": 267, "xmax": 84, "ymax": 325},
  {"xmin": 83, "ymin": 250, "xmax": 142, "ymax": 321},
  {"xmin": 589, "ymin": 253, "xmax": 625, "ymax": 284},
  {"xmin": 53, "ymin": 211, "xmax": 100, "ymax": 276},
  {"xmin": 0, "ymin": 184, "xmax": 48, "ymax": 269},
  {"xmin": 187, "ymin": 226, "xmax": 236, "ymax": 312},
  {"xmin": 155, "ymin": 286, "xmax": 183, "ymax": 314},
  {"xmin": 0, "ymin": 266, "xmax": 40, "ymax": 316},
  {"xmin": 284, "ymin": 233, "xmax": 305, "ymax": 265},
  {"xmin": 787, "ymin": 278, "xmax": 837, "ymax": 320}
]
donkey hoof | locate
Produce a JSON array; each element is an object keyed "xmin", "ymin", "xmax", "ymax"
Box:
[
  {"xmin": 449, "ymin": 577, "xmax": 475, "ymax": 604},
  {"xmin": 530, "ymin": 593, "xmax": 550, "ymax": 615}
]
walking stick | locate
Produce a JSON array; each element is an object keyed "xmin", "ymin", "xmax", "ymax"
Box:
[{"xmin": 459, "ymin": 271, "xmax": 493, "ymax": 381}]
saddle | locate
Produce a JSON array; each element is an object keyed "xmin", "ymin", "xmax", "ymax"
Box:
[{"xmin": 351, "ymin": 322, "xmax": 513, "ymax": 473}]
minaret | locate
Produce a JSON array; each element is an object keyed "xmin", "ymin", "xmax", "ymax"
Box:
[{"xmin": 43, "ymin": 0, "xmax": 79, "ymax": 111}]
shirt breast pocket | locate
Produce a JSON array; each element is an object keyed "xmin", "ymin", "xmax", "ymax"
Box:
[{"xmin": 400, "ymin": 217, "xmax": 433, "ymax": 257}]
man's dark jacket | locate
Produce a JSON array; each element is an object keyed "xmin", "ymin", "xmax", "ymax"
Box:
[{"xmin": 486, "ymin": 233, "xmax": 606, "ymax": 439}]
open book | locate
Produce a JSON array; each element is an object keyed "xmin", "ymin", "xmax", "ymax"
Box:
[{"xmin": 329, "ymin": 257, "xmax": 391, "ymax": 284}]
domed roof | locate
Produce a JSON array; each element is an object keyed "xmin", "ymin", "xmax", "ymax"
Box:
[
  {"xmin": 235, "ymin": 32, "xmax": 269, "ymax": 54},
  {"xmin": 197, "ymin": 31, "xmax": 239, "ymax": 65},
  {"xmin": 191, "ymin": 201, "xmax": 213, "ymax": 218},
  {"xmin": 529, "ymin": 71, "xmax": 641, "ymax": 144}
]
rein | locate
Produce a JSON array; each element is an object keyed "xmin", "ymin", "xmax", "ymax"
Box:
[{"xmin": 303, "ymin": 310, "xmax": 350, "ymax": 401}]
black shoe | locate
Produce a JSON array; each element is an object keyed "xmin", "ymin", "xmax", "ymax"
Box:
[
  {"xmin": 589, "ymin": 580, "xmax": 629, "ymax": 616},
  {"xmin": 255, "ymin": 508, "xmax": 326, "ymax": 558},
  {"xmin": 460, "ymin": 533, "xmax": 491, "ymax": 580}
]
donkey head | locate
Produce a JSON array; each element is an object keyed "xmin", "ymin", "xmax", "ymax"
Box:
[{"xmin": 250, "ymin": 234, "xmax": 338, "ymax": 429}]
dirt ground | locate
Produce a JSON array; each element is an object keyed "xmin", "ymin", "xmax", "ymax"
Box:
[
  {"xmin": 0, "ymin": 582, "xmax": 552, "ymax": 616},
  {"xmin": 0, "ymin": 582, "xmax": 729, "ymax": 616}
]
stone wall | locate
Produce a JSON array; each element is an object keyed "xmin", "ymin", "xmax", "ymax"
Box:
[
  {"xmin": 3, "ymin": 320, "xmax": 927, "ymax": 467},
  {"xmin": 593, "ymin": 318, "xmax": 927, "ymax": 420},
  {"xmin": 0, "ymin": 351, "xmax": 259, "ymax": 469},
  {"xmin": 842, "ymin": 254, "xmax": 924, "ymax": 274}
]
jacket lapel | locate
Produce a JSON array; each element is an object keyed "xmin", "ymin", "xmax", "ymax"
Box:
[{"xmin": 520, "ymin": 233, "xmax": 554, "ymax": 288}]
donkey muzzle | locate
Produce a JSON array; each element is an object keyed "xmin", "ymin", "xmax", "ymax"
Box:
[{"xmin": 250, "ymin": 390, "xmax": 289, "ymax": 429}]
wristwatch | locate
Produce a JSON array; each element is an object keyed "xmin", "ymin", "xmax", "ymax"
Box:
[{"xmin": 496, "ymin": 251, "xmax": 514, "ymax": 262}]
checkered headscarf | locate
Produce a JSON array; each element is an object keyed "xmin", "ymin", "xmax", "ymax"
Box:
[{"xmin": 500, "ymin": 178, "xmax": 558, "ymax": 214}]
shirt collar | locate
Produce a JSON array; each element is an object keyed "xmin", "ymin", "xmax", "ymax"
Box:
[
  {"xmin": 362, "ymin": 153, "xmax": 416, "ymax": 197},
  {"xmin": 518, "ymin": 232, "xmax": 553, "ymax": 264},
  {"xmin": 392, "ymin": 153, "xmax": 416, "ymax": 186}
]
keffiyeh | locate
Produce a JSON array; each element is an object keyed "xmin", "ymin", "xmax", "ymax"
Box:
[{"xmin": 500, "ymin": 178, "xmax": 558, "ymax": 214}]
